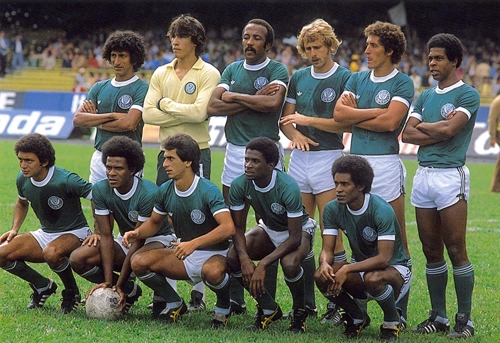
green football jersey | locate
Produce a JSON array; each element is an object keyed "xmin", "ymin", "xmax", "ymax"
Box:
[
  {"xmin": 219, "ymin": 58, "xmax": 289, "ymax": 146},
  {"xmin": 16, "ymin": 166, "xmax": 92, "ymax": 233},
  {"xmin": 323, "ymin": 193, "xmax": 408, "ymax": 266},
  {"xmin": 411, "ymin": 81, "xmax": 479, "ymax": 167},
  {"xmin": 229, "ymin": 169, "xmax": 309, "ymax": 232},
  {"xmin": 87, "ymin": 76, "xmax": 149, "ymax": 150},
  {"xmin": 285, "ymin": 64, "xmax": 351, "ymax": 151},
  {"xmin": 345, "ymin": 69, "xmax": 414, "ymax": 155},
  {"xmin": 92, "ymin": 176, "xmax": 172, "ymax": 236},
  {"xmin": 153, "ymin": 176, "xmax": 229, "ymax": 251}
]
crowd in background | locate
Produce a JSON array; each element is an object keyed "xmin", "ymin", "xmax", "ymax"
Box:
[{"xmin": 1, "ymin": 26, "xmax": 499, "ymax": 98}]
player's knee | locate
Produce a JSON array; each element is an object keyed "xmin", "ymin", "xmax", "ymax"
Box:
[
  {"xmin": 69, "ymin": 250, "xmax": 86, "ymax": 273},
  {"xmin": 363, "ymin": 270, "xmax": 386, "ymax": 293},
  {"xmin": 42, "ymin": 245, "xmax": 62, "ymax": 265},
  {"xmin": 202, "ymin": 259, "xmax": 226, "ymax": 284},
  {"xmin": 130, "ymin": 253, "xmax": 148, "ymax": 275}
]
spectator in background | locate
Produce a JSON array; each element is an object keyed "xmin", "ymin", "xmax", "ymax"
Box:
[
  {"xmin": 61, "ymin": 50, "xmax": 73, "ymax": 68},
  {"xmin": 86, "ymin": 50, "xmax": 100, "ymax": 69},
  {"xmin": 143, "ymin": 53, "xmax": 160, "ymax": 70},
  {"xmin": 72, "ymin": 48, "xmax": 87, "ymax": 70},
  {"xmin": 410, "ymin": 69, "xmax": 422, "ymax": 90},
  {"xmin": 0, "ymin": 31, "xmax": 8, "ymax": 77},
  {"xmin": 27, "ymin": 49, "xmax": 40, "ymax": 68},
  {"xmin": 12, "ymin": 34, "xmax": 24, "ymax": 71},
  {"xmin": 42, "ymin": 49, "xmax": 56, "ymax": 70}
]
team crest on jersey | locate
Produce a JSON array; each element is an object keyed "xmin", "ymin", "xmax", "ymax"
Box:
[
  {"xmin": 191, "ymin": 209, "xmax": 205, "ymax": 224},
  {"xmin": 270, "ymin": 202, "xmax": 285, "ymax": 215},
  {"xmin": 185, "ymin": 82, "xmax": 196, "ymax": 94},
  {"xmin": 440, "ymin": 103, "xmax": 455, "ymax": 119},
  {"xmin": 362, "ymin": 226, "xmax": 377, "ymax": 242},
  {"xmin": 321, "ymin": 88, "xmax": 336, "ymax": 103},
  {"xmin": 374, "ymin": 90, "xmax": 391, "ymax": 106},
  {"xmin": 254, "ymin": 76, "xmax": 269, "ymax": 90},
  {"xmin": 118, "ymin": 95, "xmax": 133, "ymax": 110},
  {"xmin": 48, "ymin": 196, "xmax": 63, "ymax": 210},
  {"xmin": 128, "ymin": 210, "xmax": 139, "ymax": 222}
]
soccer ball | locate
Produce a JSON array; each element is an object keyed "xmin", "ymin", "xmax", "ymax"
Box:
[{"xmin": 85, "ymin": 288, "xmax": 122, "ymax": 321}]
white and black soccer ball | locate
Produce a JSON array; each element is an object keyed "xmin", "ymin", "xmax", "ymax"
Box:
[{"xmin": 85, "ymin": 288, "xmax": 122, "ymax": 321}]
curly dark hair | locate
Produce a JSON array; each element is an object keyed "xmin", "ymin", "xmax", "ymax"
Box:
[
  {"xmin": 162, "ymin": 133, "xmax": 201, "ymax": 174},
  {"xmin": 245, "ymin": 19, "xmax": 275, "ymax": 48},
  {"xmin": 14, "ymin": 133, "xmax": 56, "ymax": 167},
  {"xmin": 427, "ymin": 33, "xmax": 464, "ymax": 68},
  {"xmin": 364, "ymin": 21, "xmax": 406, "ymax": 65},
  {"xmin": 101, "ymin": 136, "xmax": 145, "ymax": 173},
  {"xmin": 101, "ymin": 30, "xmax": 146, "ymax": 72},
  {"xmin": 167, "ymin": 14, "xmax": 207, "ymax": 57},
  {"xmin": 245, "ymin": 137, "xmax": 279, "ymax": 167},
  {"xmin": 331, "ymin": 155, "xmax": 374, "ymax": 194}
]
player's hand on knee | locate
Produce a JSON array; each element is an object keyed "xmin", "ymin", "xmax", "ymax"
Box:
[
  {"xmin": 0, "ymin": 230, "xmax": 17, "ymax": 244},
  {"xmin": 82, "ymin": 234, "xmax": 100, "ymax": 246}
]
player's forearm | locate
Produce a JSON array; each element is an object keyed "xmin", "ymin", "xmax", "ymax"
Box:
[
  {"xmin": 73, "ymin": 112, "xmax": 116, "ymax": 128},
  {"xmin": 230, "ymin": 92, "xmax": 284, "ymax": 113},
  {"xmin": 158, "ymin": 98, "xmax": 209, "ymax": 123},
  {"xmin": 207, "ymin": 98, "xmax": 246, "ymax": 117},
  {"xmin": 99, "ymin": 235, "xmax": 116, "ymax": 284},
  {"xmin": 11, "ymin": 199, "xmax": 29, "ymax": 233},
  {"xmin": 142, "ymin": 106, "xmax": 183, "ymax": 127},
  {"xmin": 334, "ymin": 103, "xmax": 386, "ymax": 125}
]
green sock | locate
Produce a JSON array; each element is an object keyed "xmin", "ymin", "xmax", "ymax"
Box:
[
  {"xmin": 332, "ymin": 291, "xmax": 365, "ymax": 320},
  {"xmin": 51, "ymin": 258, "xmax": 78, "ymax": 291},
  {"xmin": 205, "ymin": 273, "xmax": 231, "ymax": 313},
  {"xmin": 264, "ymin": 260, "xmax": 278, "ymax": 299},
  {"xmin": 137, "ymin": 272, "xmax": 181, "ymax": 304},
  {"xmin": 229, "ymin": 274, "xmax": 246, "ymax": 306},
  {"xmin": 301, "ymin": 251, "xmax": 316, "ymax": 310},
  {"xmin": 453, "ymin": 262, "xmax": 474, "ymax": 314},
  {"xmin": 2, "ymin": 260, "xmax": 49, "ymax": 289},
  {"xmin": 284, "ymin": 267, "xmax": 305, "ymax": 310},
  {"xmin": 233, "ymin": 272, "xmax": 277, "ymax": 312},
  {"xmin": 426, "ymin": 261, "xmax": 448, "ymax": 319},
  {"xmin": 372, "ymin": 285, "xmax": 399, "ymax": 323}
]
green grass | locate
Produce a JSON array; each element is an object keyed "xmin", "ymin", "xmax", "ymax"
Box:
[{"xmin": 0, "ymin": 140, "xmax": 498, "ymax": 342}]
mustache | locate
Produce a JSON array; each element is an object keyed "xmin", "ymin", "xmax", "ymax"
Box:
[{"xmin": 245, "ymin": 47, "xmax": 256, "ymax": 53}]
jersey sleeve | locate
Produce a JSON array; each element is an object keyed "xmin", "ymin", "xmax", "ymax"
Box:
[
  {"xmin": 392, "ymin": 75, "xmax": 414, "ymax": 108},
  {"xmin": 65, "ymin": 172, "xmax": 93, "ymax": 200},
  {"xmin": 343, "ymin": 72, "xmax": 358, "ymax": 94},
  {"xmin": 92, "ymin": 180, "xmax": 109, "ymax": 216},
  {"xmin": 137, "ymin": 182, "xmax": 157, "ymax": 222},
  {"xmin": 153, "ymin": 182, "xmax": 170, "ymax": 216},
  {"xmin": 131, "ymin": 81, "xmax": 149, "ymax": 112},
  {"xmin": 15, "ymin": 171, "xmax": 26, "ymax": 200},
  {"xmin": 270, "ymin": 62, "xmax": 289, "ymax": 88},
  {"xmin": 322, "ymin": 200, "xmax": 339, "ymax": 236},
  {"xmin": 456, "ymin": 87, "xmax": 480, "ymax": 120},
  {"xmin": 217, "ymin": 62, "xmax": 233, "ymax": 89},
  {"xmin": 205, "ymin": 182, "xmax": 229, "ymax": 217},
  {"xmin": 373, "ymin": 200, "xmax": 398, "ymax": 241},
  {"xmin": 284, "ymin": 72, "xmax": 298, "ymax": 104},
  {"xmin": 282, "ymin": 180, "xmax": 304, "ymax": 218},
  {"xmin": 228, "ymin": 176, "xmax": 246, "ymax": 211},
  {"xmin": 409, "ymin": 90, "xmax": 427, "ymax": 121}
]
